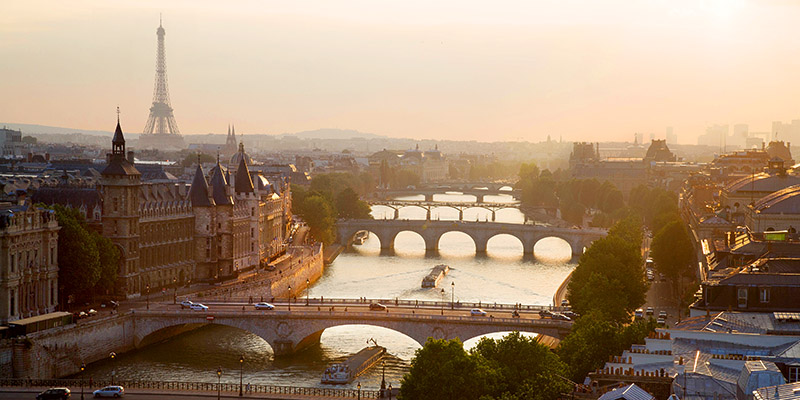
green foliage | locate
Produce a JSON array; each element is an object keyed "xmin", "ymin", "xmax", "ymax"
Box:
[
  {"xmin": 650, "ymin": 220, "xmax": 695, "ymax": 280},
  {"xmin": 392, "ymin": 170, "xmax": 421, "ymax": 189},
  {"xmin": 628, "ymin": 185, "xmax": 679, "ymax": 231},
  {"xmin": 298, "ymin": 194, "xmax": 336, "ymax": 245},
  {"xmin": 52, "ymin": 205, "xmax": 101, "ymax": 301},
  {"xmin": 335, "ymin": 187, "xmax": 371, "ymax": 219},
  {"xmin": 181, "ymin": 152, "xmax": 216, "ymax": 167},
  {"xmin": 400, "ymin": 334, "xmax": 571, "ymax": 400},
  {"xmin": 557, "ymin": 312, "xmax": 656, "ymax": 382},
  {"xmin": 567, "ymin": 218, "xmax": 646, "ymax": 322},
  {"xmin": 468, "ymin": 160, "xmax": 522, "ymax": 181},
  {"xmin": 560, "ymin": 201, "xmax": 585, "ymax": 226},
  {"xmin": 400, "ymin": 338, "xmax": 496, "ymax": 400},
  {"xmin": 92, "ymin": 231, "xmax": 120, "ymax": 294}
]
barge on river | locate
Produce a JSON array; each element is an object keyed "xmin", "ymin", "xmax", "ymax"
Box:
[
  {"xmin": 421, "ymin": 264, "xmax": 450, "ymax": 288},
  {"xmin": 321, "ymin": 343, "xmax": 386, "ymax": 384}
]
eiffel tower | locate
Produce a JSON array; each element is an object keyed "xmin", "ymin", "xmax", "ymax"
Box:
[{"xmin": 139, "ymin": 17, "xmax": 185, "ymax": 150}]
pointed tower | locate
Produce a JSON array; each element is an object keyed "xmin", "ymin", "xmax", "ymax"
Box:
[
  {"xmin": 234, "ymin": 143, "xmax": 254, "ymax": 194},
  {"xmin": 225, "ymin": 123, "xmax": 237, "ymax": 155},
  {"xmin": 139, "ymin": 18, "xmax": 185, "ymax": 150},
  {"xmin": 101, "ymin": 115, "xmax": 142, "ymax": 297}
]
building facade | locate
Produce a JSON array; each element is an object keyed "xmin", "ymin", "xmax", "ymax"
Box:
[{"xmin": 0, "ymin": 204, "xmax": 60, "ymax": 324}]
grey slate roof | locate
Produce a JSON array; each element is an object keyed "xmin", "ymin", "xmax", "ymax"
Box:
[
  {"xmin": 208, "ymin": 162, "xmax": 233, "ymax": 205},
  {"xmin": 188, "ymin": 165, "xmax": 214, "ymax": 207},
  {"xmin": 234, "ymin": 152, "xmax": 254, "ymax": 193},
  {"xmin": 597, "ymin": 384, "xmax": 654, "ymax": 400}
]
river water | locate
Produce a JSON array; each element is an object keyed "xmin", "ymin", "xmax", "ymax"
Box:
[{"xmin": 75, "ymin": 193, "xmax": 576, "ymax": 390}]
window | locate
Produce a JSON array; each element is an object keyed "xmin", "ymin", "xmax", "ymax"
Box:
[
  {"xmin": 113, "ymin": 198, "xmax": 118, "ymax": 212},
  {"xmin": 738, "ymin": 288, "xmax": 748, "ymax": 308},
  {"xmin": 9, "ymin": 290, "xmax": 14, "ymax": 316},
  {"xmin": 789, "ymin": 367, "xmax": 800, "ymax": 383},
  {"xmin": 10, "ymin": 254, "xmax": 14, "ymax": 273},
  {"xmin": 760, "ymin": 288, "xmax": 770, "ymax": 303}
]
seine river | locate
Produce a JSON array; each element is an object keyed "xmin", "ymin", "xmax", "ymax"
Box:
[{"xmin": 76, "ymin": 193, "xmax": 575, "ymax": 390}]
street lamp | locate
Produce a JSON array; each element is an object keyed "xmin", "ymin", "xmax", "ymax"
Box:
[
  {"xmin": 380, "ymin": 361, "xmax": 386, "ymax": 392},
  {"xmin": 388, "ymin": 383, "xmax": 393, "ymax": 400},
  {"xmin": 145, "ymin": 284, "xmax": 150, "ymax": 310},
  {"xmin": 287, "ymin": 285, "xmax": 292, "ymax": 311},
  {"xmin": 306, "ymin": 278, "xmax": 310, "ymax": 305},
  {"xmin": 357, "ymin": 382, "xmax": 361, "ymax": 400},
  {"xmin": 216, "ymin": 367, "xmax": 222, "ymax": 400},
  {"xmin": 80, "ymin": 362, "xmax": 85, "ymax": 400},
  {"xmin": 440, "ymin": 288, "xmax": 445, "ymax": 315},
  {"xmin": 451, "ymin": 281, "xmax": 455, "ymax": 310},
  {"xmin": 173, "ymin": 277, "xmax": 177, "ymax": 304},
  {"xmin": 109, "ymin": 352, "xmax": 116, "ymax": 385},
  {"xmin": 239, "ymin": 354, "xmax": 244, "ymax": 397}
]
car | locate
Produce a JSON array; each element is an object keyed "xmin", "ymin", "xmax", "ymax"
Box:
[
  {"xmin": 254, "ymin": 302, "xmax": 275, "ymax": 310},
  {"xmin": 76, "ymin": 311, "xmax": 88, "ymax": 319},
  {"xmin": 539, "ymin": 309, "xmax": 554, "ymax": 318},
  {"xmin": 657, "ymin": 317, "xmax": 666, "ymax": 325},
  {"xmin": 551, "ymin": 312, "xmax": 572, "ymax": 321},
  {"xmin": 634, "ymin": 309, "xmax": 644, "ymax": 319},
  {"xmin": 92, "ymin": 385, "xmax": 124, "ymax": 398},
  {"xmin": 646, "ymin": 307, "xmax": 654, "ymax": 315},
  {"xmin": 36, "ymin": 387, "xmax": 71, "ymax": 400},
  {"xmin": 563, "ymin": 310, "xmax": 580, "ymax": 319},
  {"xmin": 658, "ymin": 311, "xmax": 668, "ymax": 319},
  {"xmin": 369, "ymin": 303, "xmax": 387, "ymax": 311},
  {"xmin": 189, "ymin": 303, "xmax": 208, "ymax": 311},
  {"xmin": 470, "ymin": 308, "xmax": 488, "ymax": 316},
  {"xmin": 180, "ymin": 299, "xmax": 194, "ymax": 309},
  {"xmin": 560, "ymin": 299, "xmax": 569, "ymax": 307},
  {"xmin": 86, "ymin": 309, "xmax": 98, "ymax": 317}
]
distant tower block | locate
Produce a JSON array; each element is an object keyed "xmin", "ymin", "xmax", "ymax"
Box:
[{"xmin": 139, "ymin": 18, "xmax": 185, "ymax": 150}]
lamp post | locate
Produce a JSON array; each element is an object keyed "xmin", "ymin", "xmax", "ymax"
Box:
[
  {"xmin": 173, "ymin": 277, "xmax": 177, "ymax": 304},
  {"xmin": 80, "ymin": 363, "xmax": 85, "ymax": 400},
  {"xmin": 239, "ymin": 354, "xmax": 244, "ymax": 397},
  {"xmin": 109, "ymin": 352, "xmax": 116, "ymax": 386},
  {"xmin": 357, "ymin": 382, "xmax": 361, "ymax": 400},
  {"xmin": 440, "ymin": 289, "xmax": 445, "ymax": 315},
  {"xmin": 388, "ymin": 383, "xmax": 393, "ymax": 400},
  {"xmin": 380, "ymin": 361, "xmax": 386, "ymax": 393},
  {"xmin": 287, "ymin": 285, "xmax": 292, "ymax": 311},
  {"xmin": 451, "ymin": 281, "xmax": 455, "ymax": 310},
  {"xmin": 216, "ymin": 367, "xmax": 222, "ymax": 400},
  {"xmin": 306, "ymin": 278, "xmax": 310, "ymax": 306},
  {"xmin": 145, "ymin": 284, "xmax": 150, "ymax": 310}
]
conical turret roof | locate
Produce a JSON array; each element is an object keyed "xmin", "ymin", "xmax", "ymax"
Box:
[
  {"xmin": 234, "ymin": 145, "xmax": 254, "ymax": 193},
  {"xmin": 208, "ymin": 161, "xmax": 233, "ymax": 205},
  {"xmin": 188, "ymin": 164, "xmax": 214, "ymax": 207},
  {"xmin": 112, "ymin": 121, "xmax": 125, "ymax": 146}
]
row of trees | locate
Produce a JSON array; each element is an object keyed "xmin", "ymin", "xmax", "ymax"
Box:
[
  {"xmin": 291, "ymin": 172, "xmax": 374, "ymax": 245},
  {"xmin": 517, "ymin": 163, "xmax": 625, "ymax": 227},
  {"xmin": 378, "ymin": 160, "xmax": 421, "ymax": 189},
  {"xmin": 399, "ymin": 333, "xmax": 571, "ymax": 400},
  {"xmin": 49, "ymin": 204, "xmax": 120, "ymax": 303}
]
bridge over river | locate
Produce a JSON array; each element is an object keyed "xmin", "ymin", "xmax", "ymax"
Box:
[
  {"xmin": 369, "ymin": 200, "xmax": 520, "ymax": 221},
  {"xmin": 19, "ymin": 299, "xmax": 572, "ymax": 378},
  {"xmin": 338, "ymin": 219, "xmax": 607, "ymax": 256}
]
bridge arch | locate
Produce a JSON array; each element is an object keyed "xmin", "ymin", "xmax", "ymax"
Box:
[
  {"xmin": 389, "ymin": 230, "xmax": 428, "ymax": 253},
  {"xmin": 485, "ymin": 233, "xmax": 527, "ymax": 255},
  {"xmin": 532, "ymin": 235, "xmax": 584, "ymax": 257}
]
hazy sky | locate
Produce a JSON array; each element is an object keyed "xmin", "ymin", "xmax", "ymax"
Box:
[{"xmin": 3, "ymin": 0, "xmax": 800, "ymax": 143}]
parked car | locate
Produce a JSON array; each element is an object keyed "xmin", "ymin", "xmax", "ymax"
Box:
[
  {"xmin": 562, "ymin": 311, "xmax": 580, "ymax": 319},
  {"xmin": 657, "ymin": 316, "xmax": 666, "ymax": 325},
  {"xmin": 36, "ymin": 388, "xmax": 71, "ymax": 400},
  {"xmin": 634, "ymin": 309, "xmax": 644, "ymax": 319},
  {"xmin": 86, "ymin": 309, "xmax": 98, "ymax": 317},
  {"xmin": 369, "ymin": 302, "xmax": 388, "ymax": 311},
  {"xmin": 658, "ymin": 311, "xmax": 668, "ymax": 319},
  {"xmin": 180, "ymin": 300, "xmax": 193, "ymax": 309},
  {"xmin": 189, "ymin": 303, "xmax": 208, "ymax": 311},
  {"xmin": 551, "ymin": 312, "xmax": 572, "ymax": 321},
  {"xmin": 646, "ymin": 307, "xmax": 654, "ymax": 315},
  {"xmin": 470, "ymin": 308, "xmax": 488, "ymax": 316},
  {"xmin": 92, "ymin": 385, "xmax": 124, "ymax": 398},
  {"xmin": 254, "ymin": 302, "xmax": 275, "ymax": 310},
  {"xmin": 539, "ymin": 309, "xmax": 554, "ymax": 318},
  {"xmin": 76, "ymin": 311, "xmax": 88, "ymax": 319}
]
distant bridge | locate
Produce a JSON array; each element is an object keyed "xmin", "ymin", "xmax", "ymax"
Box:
[
  {"xmin": 338, "ymin": 219, "xmax": 607, "ymax": 255},
  {"xmin": 369, "ymin": 200, "xmax": 520, "ymax": 221},
  {"xmin": 375, "ymin": 183, "xmax": 520, "ymax": 202}
]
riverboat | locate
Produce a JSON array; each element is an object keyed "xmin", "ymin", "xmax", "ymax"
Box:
[
  {"xmin": 353, "ymin": 231, "xmax": 369, "ymax": 245},
  {"xmin": 322, "ymin": 341, "xmax": 386, "ymax": 384},
  {"xmin": 421, "ymin": 264, "xmax": 450, "ymax": 288}
]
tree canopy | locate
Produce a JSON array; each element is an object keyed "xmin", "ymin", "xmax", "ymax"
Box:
[{"xmin": 650, "ymin": 220, "xmax": 695, "ymax": 281}]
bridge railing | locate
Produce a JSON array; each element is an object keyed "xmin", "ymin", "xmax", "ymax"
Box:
[
  {"xmin": 134, "ymin": 309, "xmax": 573, "ymax": 327},
  {"xmin": 0, "ymin": 378, "xmax": 381, "ymax": 398},
  {"xmin": 191, "ymin": 296, "xmax": 568, "ymax": 312}
]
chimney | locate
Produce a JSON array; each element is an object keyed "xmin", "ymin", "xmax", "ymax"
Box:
[
  {"xmin": 45, "ymin": 153, "xmax": 50, "ymax": 162},
  {"xmin": 26, "ymin": 152, "xmax": 32, "ymax": 162},
  {"xmin": 127, "ymin": 150, "xmax": 135, "ymax": 164}
]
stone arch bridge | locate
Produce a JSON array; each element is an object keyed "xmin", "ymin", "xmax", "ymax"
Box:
[
  {"xmin": 134, "ymin": 309, "xmax": 572, "ymax": 356},
  {"xmin": 338, "ymin": 219, "xmax": 607, "ymax": 256}
]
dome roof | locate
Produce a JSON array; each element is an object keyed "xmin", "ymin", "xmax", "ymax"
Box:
[
  {"xmin": 766, "ymin": 140, "xmax": 793, "ymax": 163},
  {"xmin": 229, "ymin": 142, "xmax": 253, "ymax": 168}
]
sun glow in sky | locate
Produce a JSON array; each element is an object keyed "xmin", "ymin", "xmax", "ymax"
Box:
[{"xmin": 2, "ymin": 0, "xmax": 800, "ymax": 143}]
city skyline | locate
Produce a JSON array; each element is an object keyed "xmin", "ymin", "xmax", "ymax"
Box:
[{"xmin": 4, "ymin": 0, "xmax": 800, "ymax": 143}]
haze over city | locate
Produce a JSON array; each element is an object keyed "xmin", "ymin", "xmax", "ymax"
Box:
[{"xmin": 4, "ymin": 0, "xmax": 800, "ymax": 143}]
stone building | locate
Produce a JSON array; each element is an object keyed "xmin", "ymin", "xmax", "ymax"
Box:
[{"xmin": 0, "ymin": 203, "xmax": 60, "ymax": 323}]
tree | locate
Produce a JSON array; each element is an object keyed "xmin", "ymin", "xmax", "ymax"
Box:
[
  {"xmin": 300, "ymin": 195, "xmax": 336, "ymax": 245},
  {"xmin": 650, "ymin": 220, "xmax": 695, "ymax": 281},
  {"xmin": 400, "ymin": 338, "xmax": 495, "ymax": 400},
  {"xmin": 560, "ymin": 201, "xmax": 585, "ymax": 226},
  {"xmin": 52, "ymin": 205, "xmax": 101, "ymax": 302},
  {"xmin": 472, "ymin": 332, "xmax": 571, "ymax": 400},
  {"xmin": 92, "ymin": 231, "xmax": 120, "ymax": 295},
  {"xmin": 181, "ymin": 152, "xmax": 216, "ymax": 167},
  {"xmin": 335, "ymin": 187, "xmax": 372, "ymax": 219}
]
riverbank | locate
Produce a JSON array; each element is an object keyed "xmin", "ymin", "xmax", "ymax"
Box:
[
  {"xmin": 323, "ymin": 243, "xmax": 344, "ymax": 264},
  {"xmin": 552, "ymin": 270, "xmax": 573, "ymax": 307}
]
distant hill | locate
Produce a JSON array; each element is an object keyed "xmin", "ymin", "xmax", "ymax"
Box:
[
  {"xmin": 0, "ymin": 122, "xmax": 117, "ymax": 137},
  {"xmin": 279, "ymin": 128, "xmax": 384, "ymax": 140}
]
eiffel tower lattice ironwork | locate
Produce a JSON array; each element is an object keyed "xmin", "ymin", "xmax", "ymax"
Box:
[{"xmin": 143, "ymin": 18, "xmax": 180, "ymax": 136}]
